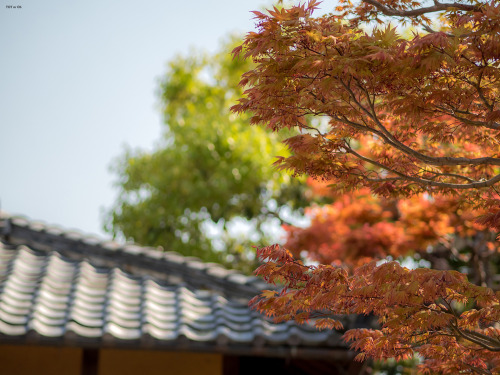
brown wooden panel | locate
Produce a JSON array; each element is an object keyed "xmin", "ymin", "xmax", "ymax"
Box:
[
  {"xmin": 0, "ymin": 345, "xmax": 82, "ymax": 375},
  {"xmin": 98, "ymin": 349, "xmax": 222, "ymax": 375}
]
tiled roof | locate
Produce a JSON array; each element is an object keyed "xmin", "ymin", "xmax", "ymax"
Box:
[{"xmin": 0, "ymin": 213, "xmax": 353, "ymax": 359}]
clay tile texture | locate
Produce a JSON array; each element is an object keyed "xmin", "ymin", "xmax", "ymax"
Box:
[{"xmin": 0, "ymin": 212, "xmax": 360, "ymax": 359}]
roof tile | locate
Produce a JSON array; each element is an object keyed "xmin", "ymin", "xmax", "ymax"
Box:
[{"xmin": 0, "ymin": 213, "xmax": 349, "ymax": 356}]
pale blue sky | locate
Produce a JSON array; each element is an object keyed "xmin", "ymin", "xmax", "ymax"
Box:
[
  {"xmin": 0, "ymin": 1, "xmax": 431, "ymax": 275},
  {"xmin": 1, "ymin": 0, "xmax": 279, "ymax": 236}
]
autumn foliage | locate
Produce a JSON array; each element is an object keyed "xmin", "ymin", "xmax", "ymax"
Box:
[
  {"xmin": 232, "ymin": 0, "xmax": 500, "ymax": 228},
  {"xmin": 285, "ymin": 180, "xmax": 498, "ymax": 287},
  {"xmin": 233, "ymin": 0, "xmax": 500, "ymax": 373},
  {"xmin": 251, "ymin": 246, "xmax": 500, "ymax": 374}
]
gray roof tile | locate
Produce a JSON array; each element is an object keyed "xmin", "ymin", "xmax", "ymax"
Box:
[{"xmin": 0, "ymin": 213, "xmax": 349, "ymax": 356}]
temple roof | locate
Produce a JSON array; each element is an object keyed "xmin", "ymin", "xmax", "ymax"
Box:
[{"xmin": 0, "ymin": 213, "xmax": 354, "ymax": 359}]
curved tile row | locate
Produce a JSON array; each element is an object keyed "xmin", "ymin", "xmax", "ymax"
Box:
[
  {"xmin": 0, "ymin": 242, "xmax": 340, "ymax": 347},
  {"xmin": 4, "ymin": 215, "xmax": 265, "ymax": 292}
]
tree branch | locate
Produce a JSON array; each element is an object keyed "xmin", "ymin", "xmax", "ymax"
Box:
[
  {"xmin": 347, "ymin": 146, "xmax": 500, "ymax": 189},
  {"xmin": 449, "ymin": 322, "xmax": 500, "ymax": 352},
  {"xmin": 362, "ymin": 0, "xmax": 480, "ymax": 17},
  {"xmin": 338, "ymin": 76, "xmax": 500, "ymax": 168},
  {"xmin": 435, "ymin": 106, "xmax": 500, "ymax": 131}
]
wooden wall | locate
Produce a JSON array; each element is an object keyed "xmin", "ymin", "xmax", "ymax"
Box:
[
  {"xmin": 98, "ymin": 349, "xmax": 222, "ymax": 375},
  {"xmin": 0, "ymin": 345, "xmax": 82, "ymax": 375},
  {"xmin": 0, "ymin": 345, "xmax": 222, "ymax": 375}
]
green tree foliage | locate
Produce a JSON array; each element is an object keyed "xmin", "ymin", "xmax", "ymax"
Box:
[{"xmin": 105, "ymin": 38, "xmax": 306, "ymax": 273}]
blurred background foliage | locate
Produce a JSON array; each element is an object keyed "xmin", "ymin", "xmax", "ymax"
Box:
[{"xmin": 105, "ymin": 37, "xmax": 308, "ymax": 273}]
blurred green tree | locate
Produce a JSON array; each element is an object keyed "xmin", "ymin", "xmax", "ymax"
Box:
[{"xmin": 105, "ymin": 38, "xmax": 306, "ymax": 273}]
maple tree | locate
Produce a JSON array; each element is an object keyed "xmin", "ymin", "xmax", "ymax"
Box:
[
  {"xmin": 285, "ymin": 180, "xmax": 499, "ymax": 288},
  {"xmin": 253, "ymin": 247, "xmax": 500, "ymax": 374},
  {"xmin": 232, "ymin": 0, "xmax": 500, "ymax": 373}
]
